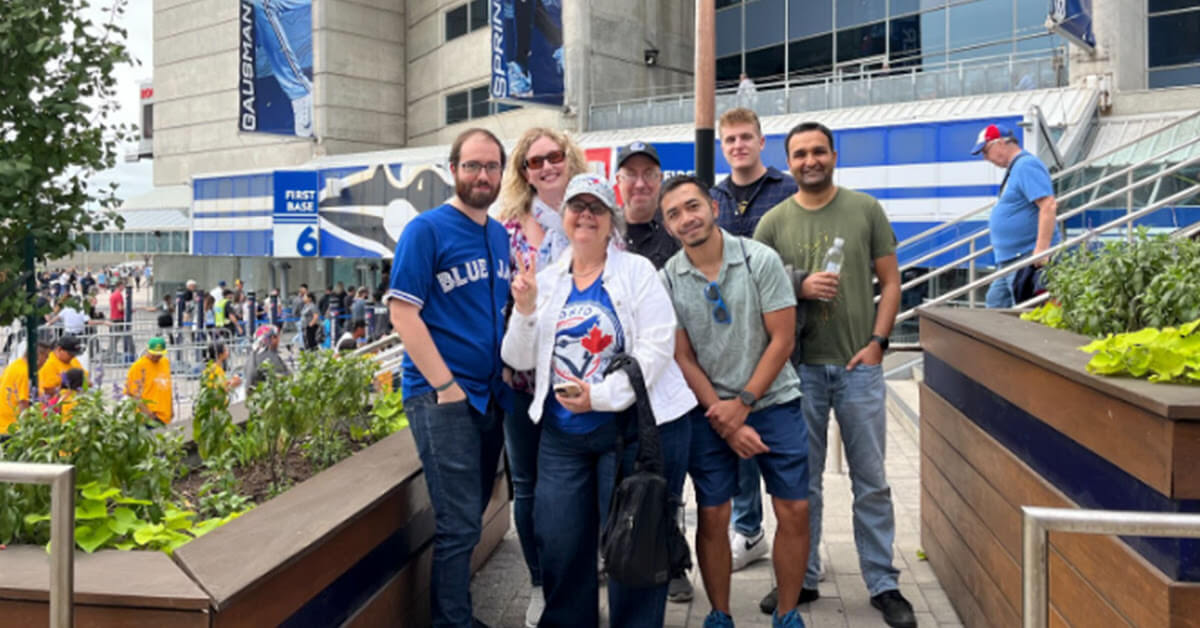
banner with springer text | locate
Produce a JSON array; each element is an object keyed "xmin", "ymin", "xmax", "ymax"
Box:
[
  {"xmin": 489, "ymin": 0, "xmax": 565, "ymax": 106},
  {"xmin": 239, "ymin": 0, "xmax": 315, "ymax": 137}
]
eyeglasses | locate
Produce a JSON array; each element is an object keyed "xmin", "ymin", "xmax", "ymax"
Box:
[
  {"xmin": 458, "ymin": 161, "xmax": 503, "ymax": 175},
  {"xmin": 616, "ymin": 170, "xmax": 663, "ymax": 184},
  {"xmin": 704, "ymin": 282, "xmax": 731, "ymax": 324},
  {"xmin": 524, "ymin": 150, "xmax": 566, "ymax": 170},
  {"xmin": 565, "ymin": 199, "xmax": 612, "ymax": 217}
]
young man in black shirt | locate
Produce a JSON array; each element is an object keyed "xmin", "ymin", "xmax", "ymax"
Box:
[{"xmin": 617, "ymin": 141, "xmax": 679, "ymax": 270}]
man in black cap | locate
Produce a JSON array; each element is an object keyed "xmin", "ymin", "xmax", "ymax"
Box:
[
  {"xmin": 616, "ymin": 141, "xmax": 679, "ymax": 270},
  {"xmin": 614, "ymin": 140, "xmax": 694, "ymax": 605}
]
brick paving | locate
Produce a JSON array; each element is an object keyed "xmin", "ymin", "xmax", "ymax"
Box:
[{"xmin": 471, "ymin": 379, "xmax": 962, "ymax": 627}]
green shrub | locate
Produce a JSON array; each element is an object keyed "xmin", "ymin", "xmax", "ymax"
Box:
[{"xmin": 1042, "ymin": 230, "xmax": 1200, "ymax": 337}]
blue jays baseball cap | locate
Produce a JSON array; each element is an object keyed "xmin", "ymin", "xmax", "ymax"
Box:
[{"xmin": 616, "ymin": 141, "xmax": 660, "ymax": 168}]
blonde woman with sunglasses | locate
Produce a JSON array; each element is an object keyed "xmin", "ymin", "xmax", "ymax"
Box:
[{"xmin": 497, "ymin": 126, "xmax": 588, "ymax": 627}]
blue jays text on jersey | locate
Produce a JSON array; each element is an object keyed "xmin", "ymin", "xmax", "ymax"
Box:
[{"xmin": 437, "ymin": 257, "xmax": 512, "ymax": 294}]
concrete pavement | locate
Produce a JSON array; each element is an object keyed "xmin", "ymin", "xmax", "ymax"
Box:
[{"xmin": 470, "ymin": 378, "xmax": 962, "ymax": 627}]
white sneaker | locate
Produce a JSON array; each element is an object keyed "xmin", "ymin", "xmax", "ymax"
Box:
[
  {"xmin": 291, "ymin": 92, "xmax": 313, "ymax": 137},
  {"xmin": 524, "ymin": 585, "xmax": 544, "ymax": 628},
  {"xmin": 730, "ymin": 529, "xmax": 769, "ymax": 572}
]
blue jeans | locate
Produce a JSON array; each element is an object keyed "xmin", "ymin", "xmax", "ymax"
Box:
[
  {"xmin": 536, "ymin": 414, "xmax": 691, "ymax": 628},
  {"xmin": 985, "ymin": 273, "xmax": 1015, "ymax": 309},
  {"xmin": 407, "ymin": 391, "xmax": 505, "ymax": 627},
  {"xmin": 799, "ymin": 363, "xmax": 900, "ymax": 596},
  {"xmin": 504, "ymin": 391, "xmax": 542, "ymax": 587}
]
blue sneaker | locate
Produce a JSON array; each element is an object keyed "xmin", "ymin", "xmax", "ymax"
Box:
[
  {"xmin": 773, "ymin": 608, "xmax": 806, "ymax": 628},
  {"xmin": 704, "ymin": 610, "xmax": 734, "ymax": 628}
]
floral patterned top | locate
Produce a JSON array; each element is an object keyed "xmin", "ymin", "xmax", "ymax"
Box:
[{"xmin": 504, "ymin": 197, "xmax": 570, "ymax": 394}]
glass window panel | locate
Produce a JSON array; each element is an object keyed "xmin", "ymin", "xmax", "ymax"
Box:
[
  {"xmin": 1149, "ymin": 65, "xmax": 1200, "ymax": 88},
  {"xmin": 745, "ymin": 44, "xmax": 785, "ymax": 80},
  {"xmin": 445, "ymin": 5, "xmax": 468, "ymax": 41},
  {"xmin": 717, "ymin": 54, "xmax": 743, "ymax": 84},
  {"xmin": 836, "ymin": 0, "xmax": 885, "ymax": 28},
  {"xmin": 142, "ymin": 103, "xmax": 153, "ymax": 139},
  {"xmin": 1016, "ymin": 32, "xmax": 1058, "ymax": 54},
  {"xmin": 1149, "ymin": 11, "xmax": 1200, "ymax": 68},
  {"xmin": 788, "ymin": 33, "xmax": 834, "ymax": 77},
  {"xmin": 789, "ymin": 0, "xmax": 833, "ymax": 39},
  {"xmin": 890, "ymin": 0, "xmax": 945, "ymax": 16},
  {"xmin": 745, "ymin": 0, "xmax": 785, "ymax": 51},
  {"xmin": 836, "ymin": 21, "xmax": 886, "ymax": 63},
  {"xmin": 888, "ymin": 13, "xmax": 923, "ymax": 65},
  {"xmin": 175, "ymin": 232, "xmax": 187, "ymax": 253},
  {"xmin": 470, "ymin": 85, "xmax": 490, "ymax": 119},
  {"xmin": 1016, "ymin": 0, "xmax": 1048, "ymax": 30},
  {"xmin": 948, "ymin": 0, "xmax": 1014, "ymax": 54},
  {"xmin": 469, "ymin": 0, "xmax": 487, "ymax": 31},
  {"xmin": 1150, "ymin": 0, "xmax": 1200, "ymax": 13},
  {"xmin": 446, "ymin": 91, "xmax": 469, "ymax": 125},
  {"xmin": 716, "ymin": 7, "xmax": 742, "ymax": 57},
  {"xmin": 134, "ymin": 233, "xmax": 146, "ymax": 252}
]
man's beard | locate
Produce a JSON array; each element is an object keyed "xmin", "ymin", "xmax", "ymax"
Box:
[{"xmin": 456, "ymin": 178, "xmax": 499, "ymax": 210}]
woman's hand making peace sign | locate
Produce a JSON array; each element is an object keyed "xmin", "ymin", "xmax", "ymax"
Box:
[{"xmin": 511, "ymin": 252, "xmax": 538, "ymax": 315}]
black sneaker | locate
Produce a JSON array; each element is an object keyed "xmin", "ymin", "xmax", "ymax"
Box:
[
  {"xmin": 758, "ymin": 586, "xmax": 820, "ymax": 614},
  {"xmin": 870, "ymin": 589, "xmax": 917, "ymax": 628}
]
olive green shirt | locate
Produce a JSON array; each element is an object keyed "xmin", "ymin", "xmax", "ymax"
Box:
[{"xmin": 753, "ymin": 187, "xmax": 896, "ymax": 365}]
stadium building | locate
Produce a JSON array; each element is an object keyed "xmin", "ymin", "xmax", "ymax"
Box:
[{"xmin": 108, "ymin": 0, "xmax": 1199, "ymax": 302}]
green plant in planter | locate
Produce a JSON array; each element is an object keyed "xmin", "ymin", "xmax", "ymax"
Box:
[
  {"xmin": 1080, "ymin": 318, "xmax": 1200, "ymax": 384},
  {"xmin": 1042, "ymin": 230, "xmax": 1200, "ymax": 337},
  {"xmin": 0, "ymin": 391, "xmax": 184, "ymax": 544},
  {"xmin": 365, "ymin": 388, "xmax": 408, "ymax": 441},
  {"xmin": 23, "ymin": 481, "xmax": 247, "ymax": 554}
]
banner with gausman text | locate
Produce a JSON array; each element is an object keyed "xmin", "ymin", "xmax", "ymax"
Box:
[
  {"xmin": 238, "ymin": 0, "xmax": 315, "ymax": 137},
  {"xmin": 490, "ymin": 0, "xmax": 565, "ymax": 107}
]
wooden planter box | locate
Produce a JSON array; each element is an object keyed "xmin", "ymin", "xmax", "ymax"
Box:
[
  {"xmin": 918, "ymin": 307, "xmax": 1200, "ymax": 627},
  {"xmin": 0, "ymin": 429, "xmax": 510, "ymax": 626}
]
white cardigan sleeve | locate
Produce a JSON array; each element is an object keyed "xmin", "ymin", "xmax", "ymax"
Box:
[
  {"xmin": 501, "ymin": 307, "xmax": 539, "ymax": 371},
  {"xmin": 589, "ymin": 254, "xmax": 679, "ymax": 413}
]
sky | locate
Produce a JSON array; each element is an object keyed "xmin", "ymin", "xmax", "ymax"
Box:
[{"xmin": 88, "ymin": 0, "xmax": 155, "ymax": 205}]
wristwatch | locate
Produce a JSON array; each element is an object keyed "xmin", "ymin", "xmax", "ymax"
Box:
[
  {"xmin": 869, "ymin": 335, "xmax": 890, "ymax": 351},
  {"xmin": 738, "ymin": 389, "xmax": 757, "ymax": 407}
]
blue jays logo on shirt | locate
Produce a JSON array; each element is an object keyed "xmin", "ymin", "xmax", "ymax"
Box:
[
  {"xmin": 552, "ymin": 302, "xmax": 623, "ymax": 385},
  {"xmin": 436, "ymin": 257, "xmax": 512, "ymax": 293}
]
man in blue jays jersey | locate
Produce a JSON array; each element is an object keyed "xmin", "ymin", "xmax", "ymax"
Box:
[{"xmin": 387, "ymin": 128, "xmax": 511, "ymax": 626}]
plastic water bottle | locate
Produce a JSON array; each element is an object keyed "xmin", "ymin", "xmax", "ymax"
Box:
[
  {"xmin": 819, "ymin": 237, "xmax": 845, "ymax": 302},
  {"xmin": 822, "ymin": 237, "xmax": 845, "ymax": 274}
]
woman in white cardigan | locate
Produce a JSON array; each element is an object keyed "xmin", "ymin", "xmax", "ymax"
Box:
[{"xmin": 502, "ymin": 174, "xmax": 696, "ymax": 628}]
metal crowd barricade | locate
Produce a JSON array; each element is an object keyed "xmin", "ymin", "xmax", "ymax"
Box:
[
  {"xmin": 1022, "ymin": 506, "xmax": 1200, "ymax": 628},
  {"xmin": 0, "ymin": 462, "xmax": 75, "ymax": 628}
]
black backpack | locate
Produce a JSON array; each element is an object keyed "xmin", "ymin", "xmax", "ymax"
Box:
[{"xmin": 599, "ymin": 354, "xmax": 692, "ymax": 589}]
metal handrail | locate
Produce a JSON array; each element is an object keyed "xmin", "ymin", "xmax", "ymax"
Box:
[
  {"xmin": 895, "ymin": 108, "xmax": 1200, "ymax": 253},
  {"xmin": 892, "ymin": 144, "xmax": 1200, "ymax": 281},
  {"xmin": 904, "ymin": 182, "xmax": 1200, "ymax": 325},
  {"xmin": 0, "ymin": 462, "xmax": 75, "ymax": 628},
  {"xmin": 591, "ymin": 46, "xmax": 1061, "ymax": 108},
  {"xmin": 1022, "ymin": 506, "xmax": 1200, "ymax": 628}
]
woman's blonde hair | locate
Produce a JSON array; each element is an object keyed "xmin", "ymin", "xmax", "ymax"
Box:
[{"xmin": 498, "ymin": 127, "xmax": 588, "ymax": 222}]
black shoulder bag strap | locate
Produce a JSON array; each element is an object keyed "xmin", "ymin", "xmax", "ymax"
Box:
[
  {"xmin": 999, "ymin": 153, "xmax": 1026, "ymax": 196},
  {"xmin": 604, "ymin": 353, "xmax": 664, "ymax": 493}
]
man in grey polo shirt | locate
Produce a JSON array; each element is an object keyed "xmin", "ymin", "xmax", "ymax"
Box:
[{"xmin": 658, "ymin": 175, "xmax": 811, "ymax": 628}]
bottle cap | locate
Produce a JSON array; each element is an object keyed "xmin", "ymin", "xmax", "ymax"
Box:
[{"xmin": 833, "ymin": 237, "xmax": 845, "ymax": 246}]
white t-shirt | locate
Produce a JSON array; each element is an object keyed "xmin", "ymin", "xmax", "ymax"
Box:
[{"xmin": 59, "ymin": 307, "xmax": 89, "ymax": 334}]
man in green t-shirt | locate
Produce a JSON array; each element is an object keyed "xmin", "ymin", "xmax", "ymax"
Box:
[{"xmin": 753, "ymin": 122, "xmax": 915, "ymax": 628}]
